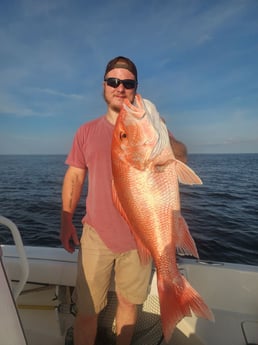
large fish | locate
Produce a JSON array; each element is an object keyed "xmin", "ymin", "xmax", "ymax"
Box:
[{"xmin": 111, "ymin": 94, "xmax": 214, "ymax": 342}]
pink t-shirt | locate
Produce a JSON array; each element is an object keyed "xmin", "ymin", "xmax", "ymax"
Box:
[{"xmin": 65, "ymin": 115, "xmax": 137, "ymax": 253}]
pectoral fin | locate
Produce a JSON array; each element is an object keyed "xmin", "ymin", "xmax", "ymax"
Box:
[{"xmin": 175, "ymin": 160, "xmax": 202, "ymax": 185}]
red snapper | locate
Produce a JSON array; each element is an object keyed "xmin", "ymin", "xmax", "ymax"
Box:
[{"xmin": 111, "ymin": 94, "xmax": 214, "ymax": 342}]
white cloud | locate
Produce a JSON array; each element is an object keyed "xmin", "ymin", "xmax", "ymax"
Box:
[{"xmin": 30, "ymin": 87, "xmax": 85, "ymax": 100}]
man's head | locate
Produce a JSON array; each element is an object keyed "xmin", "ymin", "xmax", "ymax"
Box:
[
  {"xmin": 104, "ymin": 56, "xmax": 138, "ymax": 82},
  {"xmin": 103, "ymin": 56, "xmax": 138, "ymax": 113}
]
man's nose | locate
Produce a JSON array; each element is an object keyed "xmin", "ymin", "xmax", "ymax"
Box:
[{"xmin": 116, "ymin": 83, "xmax": 125, "ymax": 91}]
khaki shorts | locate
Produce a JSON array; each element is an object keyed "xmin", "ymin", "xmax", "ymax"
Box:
[{"xmin": 74, "ymin": 224, "xmax": 152, "ymax": 315}]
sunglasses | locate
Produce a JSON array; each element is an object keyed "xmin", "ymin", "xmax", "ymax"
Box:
[{"xmin": 104, "ymin": 77, "xmax": 137, "ymax": 90}]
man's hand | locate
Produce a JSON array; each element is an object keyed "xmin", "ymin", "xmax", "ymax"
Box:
[{"xmin": 60, "ymin": 212, "xmax": 80, "ymax": 253}]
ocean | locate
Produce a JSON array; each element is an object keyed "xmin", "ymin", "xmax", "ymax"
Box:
[{"xmin": 0, "ymin": 154, "xmax": 257, "ymax": 266}]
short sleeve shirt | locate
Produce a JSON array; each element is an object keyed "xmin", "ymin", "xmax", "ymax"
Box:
[{"xmin": 66, "ymin": 116, "xmax": 137, "ymax": 253}]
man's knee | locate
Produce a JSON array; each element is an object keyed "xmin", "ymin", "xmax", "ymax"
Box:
[{"xmin": 116, "ymin": 291, "xmax": 137, "ymax": 310}]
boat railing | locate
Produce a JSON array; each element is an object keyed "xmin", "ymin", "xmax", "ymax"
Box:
[{"xmin": 0, "ymin": 215, "xmax": 29, "ymax": 300}]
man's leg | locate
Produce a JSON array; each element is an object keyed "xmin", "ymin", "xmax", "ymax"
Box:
[
  {"xmin": 74, "ymin": 313, "xmax": 98, "ymax": 345},
  {"xmin": 115, "ymin": 292, "xmax": 137, "ymax": 345},
  {"xmin": 74, "ymin": 224, "xmax": 115, "ymax": 345},
  {"xmin": 114, "ymin": 250, "xmax": 152, "ymax": 345}
]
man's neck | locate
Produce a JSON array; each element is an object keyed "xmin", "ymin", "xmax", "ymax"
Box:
[{"xmin": 105, "ymin": 108, "xmax": 120, "ymax": 125}]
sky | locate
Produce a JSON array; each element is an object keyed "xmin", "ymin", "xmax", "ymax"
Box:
[{"xmin": 0, "ymin": 0, "xmax": 257, "ymax": 155}]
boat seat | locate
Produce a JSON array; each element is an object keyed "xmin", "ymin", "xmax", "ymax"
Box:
[{"xmin": 241, "ymin": 320, "xmax": 258, "ymax": 345}]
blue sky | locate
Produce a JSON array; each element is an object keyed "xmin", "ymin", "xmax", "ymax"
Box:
[{"xmin": 0, "ymin": 0, "xmax": 257, "ymax": 154}]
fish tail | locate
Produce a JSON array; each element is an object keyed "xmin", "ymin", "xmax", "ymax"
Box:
[
  {"xmin": 158, "ymin": 274, "xmax": 214, "ymax": 343},
  {"xmin": 182, "ymin": 276, "xmax": 214, "ymax": 321}
]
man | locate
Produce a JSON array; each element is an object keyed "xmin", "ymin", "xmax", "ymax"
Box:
[{"xmin": 60, "ymin": 56, "xmax": 187, "ymax": 345}]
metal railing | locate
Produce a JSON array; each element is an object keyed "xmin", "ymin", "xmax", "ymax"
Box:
[{"xmin": 0, "ymin": 215, "xmax": 29, "ymax": 300}]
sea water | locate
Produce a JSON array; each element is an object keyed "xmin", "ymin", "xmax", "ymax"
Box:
[{"xmin": 0, "ymin": 154, "xmax": 257, "ymax": 265}]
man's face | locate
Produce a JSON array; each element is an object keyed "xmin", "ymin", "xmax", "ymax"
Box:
[{"xmin": 103, "ymin": 68, "xmax": 137, "ymax": 112}]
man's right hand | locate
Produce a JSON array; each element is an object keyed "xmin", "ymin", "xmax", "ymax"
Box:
[{"xmin": 60, "ymin": 212, "xmax": 80, "ymax": 253}]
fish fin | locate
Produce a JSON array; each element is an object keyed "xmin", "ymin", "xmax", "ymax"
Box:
[
  {"xmin": 176, "ymin": 215, "xmax": 199, "ymax": 258},
  {"xmin": 158, "ymin": 274, "xmax": 214, "ymax": 343},
  {"xmin": 175, "ymin": 160, "xmax": 202, "ymax": 185}
]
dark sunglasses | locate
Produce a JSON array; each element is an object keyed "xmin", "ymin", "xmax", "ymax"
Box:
[{"xmin": 104, "ymin": 77, "xmax": 137, "ymax": 90}]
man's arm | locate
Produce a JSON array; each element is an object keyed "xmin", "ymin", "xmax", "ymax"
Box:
[
  {"xmin": 169, "ymin": 134, "xmax": 188, "ymax": 163},
  {"xmin": 161, "ymin": 116, "xmax": 188, "ymax": 163},
  {"xmin": 60, "ymin": 166, "xmax": 87, "ymax": 253}
]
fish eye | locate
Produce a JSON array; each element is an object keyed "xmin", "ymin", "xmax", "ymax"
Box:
[{"xmin": 120, "ymin": 132, "xmax": 127, "ymax": 140}]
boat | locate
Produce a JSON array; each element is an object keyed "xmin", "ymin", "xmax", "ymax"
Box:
[{"xmin": 1, "ymin": 215, "xmax": 257, "ymax": 345}]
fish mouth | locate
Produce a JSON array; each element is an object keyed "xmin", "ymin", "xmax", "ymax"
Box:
[
  {"xmin": 122, "ymin": 98, "xmax": 146, "ymax": 120},
  {"xmin": 121, "ymin": 95, "xmax": 169, "ymax": 160}
]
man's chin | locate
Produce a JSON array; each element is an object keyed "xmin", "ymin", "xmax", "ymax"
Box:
[
  {"xmin": 112, "ymin": 105, "xmax": 123, "ymax": 113},
  {"xmin": 109, "ymin": 98, "xmax": 125, "ymax": 112}
]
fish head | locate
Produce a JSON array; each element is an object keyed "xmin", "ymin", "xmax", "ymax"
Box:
[{"xmin": 112, "ymin": 94, "xmax": 170, "ymax": 170}]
